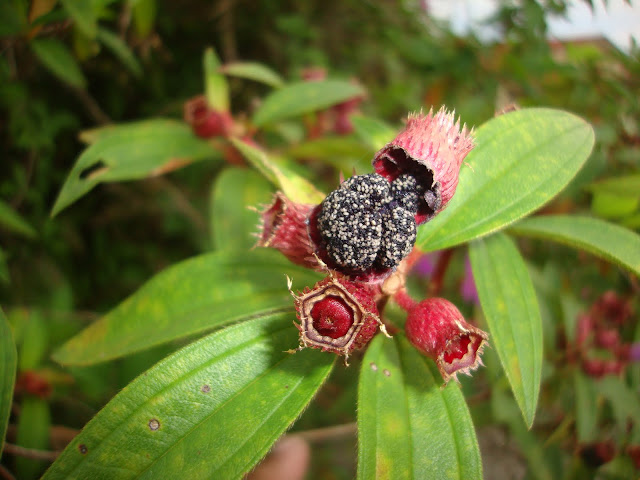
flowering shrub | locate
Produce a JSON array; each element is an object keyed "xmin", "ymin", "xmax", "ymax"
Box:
[{"xmin": 2, "ymin": 46, "xmax": 639, "ymax": 479}]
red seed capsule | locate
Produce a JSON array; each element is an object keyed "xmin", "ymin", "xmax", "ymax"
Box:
[
  {"xmin": 405, "ymin": 298, "xmax": 488, "ymax": 383},
  {"xmin": 255, "ymin": 192, "xmax": 322, "ymax": 270},
  {"xmin": 372, "ymin": 108, "xmax": 474, "ymax": 225},
  {"xmin": 291, "ymin": 274, "xmax": 386, "ymax": 362}
]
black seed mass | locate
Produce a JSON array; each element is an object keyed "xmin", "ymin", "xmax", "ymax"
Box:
[
  {"xmin": 377, "ymin": 205, "xmax": 416, "ymax": 268},
  {"xmin": 390, "ymin": 174, "xmax": 422, "ymax": 214},
  {"xmin": 318, "ymin": 173, "xmax": 418, "ymax": 273}
]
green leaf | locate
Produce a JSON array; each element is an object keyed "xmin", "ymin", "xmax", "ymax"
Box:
[
  {"xmin": 53, "ymin": 249, "xmax": 321, "ymax": 366},
  {"xmin": 591, "ymin": 191, "xmax": 639, "ymax": 219},
  {"xmin": 509, "ymin": 215, "xmax": 640, "ymax": 276},
  {"xmin": 60, "ymin": 0, "xmax": 98, "ymax": 38},
  {"xmin": 96, "ymin": 27, "xmax": 142, "ymax": 77},
  {"xmin": 210, "ymin": 167, "xmax": 274, "ymax": 251},
  {"xmin": 469, "ymin": 233, "xmax": 542, "ymax": 428},
  {"xmin": 574, "ymin": 371, "xmax": 598, "ymax": 443},
  {"xmin": 44, "ymin": 314, "xmax": 335, "ymax": 480},
  {"xmin": 0, "ymin": 309, "xmax": 17, "ymax": 460},
  {"xmin": 16, "ymin": 397, "xmax": 51, "ymax": 480},
  {"xmin": 358, "ymin": 334, "xmax": 482, "ymax": 480},
  {"xmin": 417, "ymin": 108, "xmax": 594, "ymax": 252},
  {"xmin": 230, "ymin": 137, "xmax": 325, "ymax": 204},
  {"xmin": 586, "ymin": 173, "xmax": 640, "ymax": 197},
  {"xmin": 18, "ymin": 310, "xmax": 48, "ymax": 371},
  {"xmin": 220, "ymin": 61, "xmax": 285, "ymax": 88},
  {"xmin": 30, "ymin": 38, "xmax": 87, "ymax": 89},
  {"xmin": 51, "ymin": 119, "xmax": 217, "ymax": 216},
  {"xmin": 130, "ymin": 0, "xmax": 156, "ymax": 38},
  {"xmin": 0, "ymin": 199, "xmax": 36, "ymax": 238},
  {"xmin": 286, "ymin": 136, "xmax": 374, "ymax": 175},
  {"xmin": 351, "ymin": 115, "xmax": 396, "ymax": 151},
  {"xmin": 253, "ymin": 80, "xmax": 366, "ymax": 127},
  {"xmin": 204, "ymin": 47, "xmax": 229, "ymax": 112},
  {"xmin": 0, "ymin": 248, "xmax": 8, "ymax": 284}
]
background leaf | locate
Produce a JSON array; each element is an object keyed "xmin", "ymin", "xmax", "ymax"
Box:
[
  {"xmin": 204, "ymin": 47, "xmax": 229, "ymax": 112},
  {"xmin": 0, "ymin": 199, "xmax": 36, "ymax": 238},
  {"xmin": 358, "ymin": 334, "xmax": 482, "ymax": 480},
  {"xmin": 469, "ymin": 233, "xmax": 543, "ymax": 428},
  {"xmin": 0, "ymin": 309, "xmax": 17, "ymax": 460},
  {"xmin": 585, "ymin": 173, "xmax": 640, "ymax": 197},
  {"xmin": 16, "ymin": 397, "xmax": 51, "ymax": 480},
  {"xmin": 30, "ymin": 38, "xmax": 87, "ymax": 89},
  {"xmin": 220, "ymin": 61, "xmax": 285, "ymax": 88},
  {"xmin": 60, "ymin": 0, "xmax": 97, "ymax": 38},
  {"xmin": 351, "ymin": 115, "xmax": 396, "ymax": 151},
  {"xmin": 51, "ymin": 119, "xmax": 218, "ymax": 216},
  {"xmin": 417, "ymin": 108, "xmax": 594, "ymax": 252},
  {"xmin": 96, "ymin": 27, "xmax": 143, "ymax": 77},
  {"xmin": 509, "ymin": 215, "xmax": 640, "ymax": 276},
  {"xmin": 53, "ymin": 249, "xmax": 322, "ymax": 365},
  {"xmin": 44, "ymin": 314, "xmax": 335, "ymax": 480},
  {"xmin": 209, "ymin": 167, "xmax": 274, "ymax": 251},
  {"xmin": 252, "ymin": 80, "xmax": 365, "ymax": 127},
  {"xmin": 230, "ymin": 137, "xmax": 325, "ymax": 204}
]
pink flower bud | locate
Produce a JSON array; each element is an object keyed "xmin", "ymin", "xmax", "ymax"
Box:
[
  {"xmin": 291, "ymin": 274, "xmax": 385, "ymax": 362},
  {"xmin": 255, "ymin": 192, "xmax": 321, "ymax": 270},
  {"xmin": 372, "ymin": 108, "xmax": 474, "ymax": 225},
  {"xmin": 405, "ymin": 298, "xmax": 488, "ymax": 383}
]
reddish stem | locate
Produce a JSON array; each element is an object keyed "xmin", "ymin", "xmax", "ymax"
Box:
[
  {"xmin": 428, "ymin": 248, "xmax": 454, "ymax": 297},
  {"xmin": 394, "ymin": 288, "xmax": 417, "ymax": 312}
]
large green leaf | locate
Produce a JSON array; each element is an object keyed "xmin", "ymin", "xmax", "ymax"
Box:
[
  {"xmin": 30, "ymin": 38, "xmax": 87, "ymax": 89},
  {"xmin": 230, "ymin": 137, "xmax": 325, "ymax": 204},
  {"xmin": 53, "ymin": 249, "xmax": 321, "ymax": 366},
  {"xmin": 51, "ymin": 119, "xmax": 218, "ymax": 216},
  {"xmin": 509, "ymin": 215, "xmax": 640, "ymax": 276},
  {"xmin": 220, "ymin": 61, "xmax": 285, "ymax": 88},
  {"xmin": 417, "ymin": 108, "xmax": 594, "ymax": 252},
  {"xmin": 253, "ymin": 80, "xmax": 365, "ymax": 127},
  {"xmin": 0, "ymin": 309, "xmax": 17, "ymax": 460},
  {"xmin": 469, "ymin": 233, "xmax": 542, "ymax": 428},
  {"xmin": 209, "ymin": 167, "xmax": 274, "ymax": 251},
  {"xmin": 44, "ymin": 313, "xmax": 335, "ymax": 480},
  {"xmin": 358, "ymin": 334, "xmax": 482, "ymax": 480}
]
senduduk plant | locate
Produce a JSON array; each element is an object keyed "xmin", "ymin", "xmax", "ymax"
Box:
[{"xmin": 3, "ymin": 48, "xmax": 639, "ymax": 479}]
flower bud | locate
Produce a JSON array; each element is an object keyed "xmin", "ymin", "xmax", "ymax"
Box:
[
  {"xmin": 372, "ymin": 108, "xmax": 474, "ymax": 225},
  {"xmin": 255, "ymin": 192, "xmax": 321, "ymax": 270},
  {"xmin": 291, "ymin": 274, "xmax": 385, "ymax": 362},
  {"xmin": 405, "ymin": 298, "xmax": 488, "ymax": 383},
  {"xmin": 183, "ymin": 95, "xmax": 234, "ymax": 138}
]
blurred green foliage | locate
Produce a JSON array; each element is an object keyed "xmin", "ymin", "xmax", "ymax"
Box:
[{"xmin": 1, "ymin": 1, "xmax": 639, "ymax": 479}]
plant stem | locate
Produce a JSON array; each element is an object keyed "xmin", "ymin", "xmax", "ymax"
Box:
[
  {"xmin": 2, "ymin": 443, "xmax": 59, "ymax": 461},
  {"xmin": 428, "ymin": 248, "xmax": 454, "ymax": 297},
  {"xmin": 393, "ymin": 288, "xmax": 417, "ymax": 312},
  {"xmin": 291, "ymin": 422, "xmax": 356, "ymax": 443}
]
